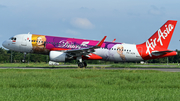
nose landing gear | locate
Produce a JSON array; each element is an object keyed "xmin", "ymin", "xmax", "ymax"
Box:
[{"xmin": 22, "ymin": 52, "xmax": 26, "ymax": 63}]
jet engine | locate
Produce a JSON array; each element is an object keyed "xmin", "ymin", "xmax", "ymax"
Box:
[{"xmin": 49, "ymin": 51, "xmax": 67, "ymax": 62}]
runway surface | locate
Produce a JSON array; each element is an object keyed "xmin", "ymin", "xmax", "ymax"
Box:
[{"xmin": 0, "ymin": 67, "xmax": 180, "ymax": 72}]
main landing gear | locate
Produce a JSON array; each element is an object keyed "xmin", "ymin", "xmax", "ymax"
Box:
[
  {"xmin": 77, "ymin": 57, "xmax": 87, "ymax": 68},
  {"xmin": 78, "ymin": 62, "xmax": 87, "ymax": 68}
]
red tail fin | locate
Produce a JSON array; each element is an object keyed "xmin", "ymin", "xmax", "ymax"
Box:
[
  {"xmin": 137, "ymin": 20, "xmax": 177, "ymax": 59},
  {"xmin": 145, "ymin": 20, "xmax": 177, "ymax": 50}
]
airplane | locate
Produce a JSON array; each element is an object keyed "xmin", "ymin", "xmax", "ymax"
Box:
[{"xmin": 2, "ymin": 20, "xmax": 177, "ymax": 68}]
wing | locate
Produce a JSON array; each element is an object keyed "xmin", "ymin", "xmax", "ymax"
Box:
[{"xmin": 51, "ymin": 36, "xmax": 107, "ymax": 59}]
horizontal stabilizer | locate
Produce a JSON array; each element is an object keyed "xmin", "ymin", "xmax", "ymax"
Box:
[{"xmin": 151, "ymin": 50, "xmax": 173, "ymax": 56}]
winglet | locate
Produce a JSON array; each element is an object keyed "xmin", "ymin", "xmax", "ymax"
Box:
[
  {"xmin": 112, "ymin": 39, "xmax": 116, "ymax": 42},
  {"xmin": 96, "ymin": 36, "xmax": 107, "ymax": 47}
]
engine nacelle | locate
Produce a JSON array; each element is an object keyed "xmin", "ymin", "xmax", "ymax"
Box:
[{"xmin": 49, "ymin": 51, "xmax": 67, "ymax": 62}]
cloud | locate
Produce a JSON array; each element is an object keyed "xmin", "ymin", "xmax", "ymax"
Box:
[
  {"xmin": 65, "ymin": 29, "xmax": 80, "ymax": 35},
  {"xmin": 71, "ymin": 18, "xmax": 94, "ymax": 29},
  {"xmin": 148, "ymin": 5, "xmax": 165, "ymax": 16}
]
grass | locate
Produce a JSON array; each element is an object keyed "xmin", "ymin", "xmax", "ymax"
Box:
[
  {"xmin": 0, "ymin": 62, "xmax": 70, "ymax": 67},
  {"xmin": 0, "ymin": 69, "xmax": 180, "ymax": 100},
  {"xmin": 111, "ymin": 63, "xmax": 180, "ymax": 68},
  {"xmin": 0, "ymin": 62, "xmax": 180, "ymax": 68}
]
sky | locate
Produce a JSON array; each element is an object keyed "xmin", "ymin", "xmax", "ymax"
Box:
[{"xmin": 0, "ymin": 0, "xmax": 180, "ymax": 50}]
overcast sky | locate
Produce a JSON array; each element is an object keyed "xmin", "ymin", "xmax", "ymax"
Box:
[{"xmin": 1, "ymin": 0, "xmax": 180, "ymax": 50}]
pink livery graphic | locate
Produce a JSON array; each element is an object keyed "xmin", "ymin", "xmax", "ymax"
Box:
[{"xmin": 2, "ymin": 20, "xmax": 177, "ymax": 68}]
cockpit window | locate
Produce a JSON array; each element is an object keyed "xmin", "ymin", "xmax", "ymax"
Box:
[{"xmin": 9, "ymin": 37, "xmax": 16, "ymax": 40}]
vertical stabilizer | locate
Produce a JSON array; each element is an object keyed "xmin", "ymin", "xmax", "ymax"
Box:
[
  {"xmin": 144, "ymin": 20, "xmax": 177, "ymax": 50},
  {"xmin": 137, "ymin": 20, "xmax": 177, "ymax": 59}
]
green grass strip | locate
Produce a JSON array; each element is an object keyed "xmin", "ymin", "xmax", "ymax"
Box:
[{"xmin": 0, "ymin": 69, "xmax": 180, "ymax": 101}]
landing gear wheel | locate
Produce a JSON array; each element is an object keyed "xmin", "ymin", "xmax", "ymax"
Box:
[
  {"xmin": 78, "ymin": 62, "xmax": 84, "ymax": 68},
  {"xmin": 83, "ymin": 62, "xmax": 87, "ymax": 67},
  {"xmin": 22, "ymin": 59, "xmax": 26, "ymax": 63},
  {"xmin": 77, "ymin": 57, "xmax": 87, "ymax": 68}
]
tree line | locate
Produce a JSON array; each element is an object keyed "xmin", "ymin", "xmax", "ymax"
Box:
[{"xmin": 0, "ymin": 47, "xmax": 180, "ymax": 64}]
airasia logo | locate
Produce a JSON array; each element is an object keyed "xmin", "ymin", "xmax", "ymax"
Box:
[{"xmin": 146, "ymin": 24, "xmax": 174, "ymax": 57}]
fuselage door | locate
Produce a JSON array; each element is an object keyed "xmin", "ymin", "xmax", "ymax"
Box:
[
  {"xmin": 21, "ymin": 36, "xmax": 27, "ymax": 46},
  {"xmin": 19, "ymin": 34, "xmax": 30, "ymax": 52}
]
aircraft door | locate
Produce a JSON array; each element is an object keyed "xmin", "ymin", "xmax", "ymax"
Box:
[
  {"xmin": 21, "ymin": 36, "xmax": 27, "ymax": 46},
  {"xmin": 19, "ymin": 35, "xmax": 29, "ymax": 52}
]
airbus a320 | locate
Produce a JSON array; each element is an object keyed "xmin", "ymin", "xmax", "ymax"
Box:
[{"xmin": 2, "ymin": 20, "xmax": 177, "ymax": 68}]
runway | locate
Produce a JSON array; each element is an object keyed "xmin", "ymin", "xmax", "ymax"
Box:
[{"xmin": 0, "ymin": 67, "xmax": 180, "ymax": 72}]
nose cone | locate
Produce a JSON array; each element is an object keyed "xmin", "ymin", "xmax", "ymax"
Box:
[{"xmin": 2, "ymin": 40, "xmax": 8, "ymax": 49}]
